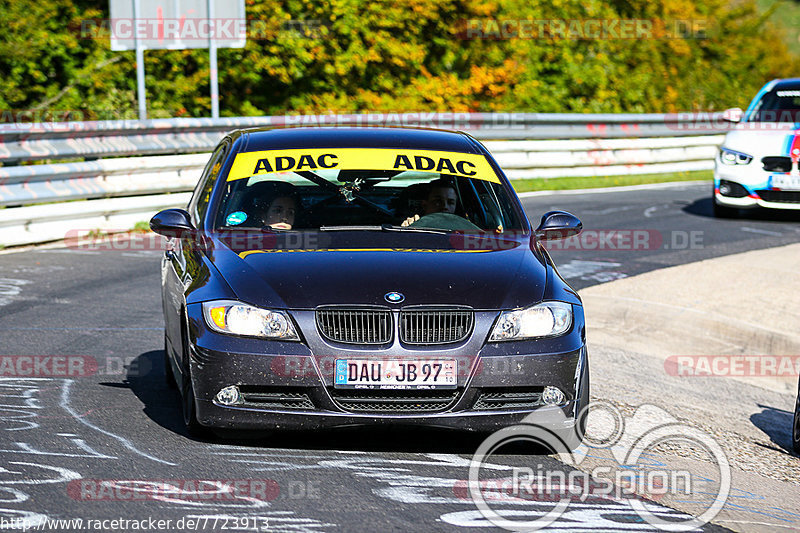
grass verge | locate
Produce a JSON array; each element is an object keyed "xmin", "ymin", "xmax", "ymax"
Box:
[{"xmin": 510, "ymin": 170, "xmax": 711, "ymax": 193}]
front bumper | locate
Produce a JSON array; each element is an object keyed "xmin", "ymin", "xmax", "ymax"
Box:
[
  {"xmin": 714, "ymin": 167, "xmax": 800, "ymax": 210},
  {"xmin": 191, "ymin": 346, "xmax": 586, "ymax": 433},
  {"xmin": 196, "ymin": 400, "xmax": 580, "ymax": 433},
  {"xmin": 185, "ymin": 305, "xmax": 588, "ymax": 433},
  {"xmin": 714, "ymin": 190, "xmax": 800, "ymax": 210}
]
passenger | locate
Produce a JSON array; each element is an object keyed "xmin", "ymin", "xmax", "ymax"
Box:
[{"xmin": 401, "ymin": 178, "xmax": 458, "ymax": 226}]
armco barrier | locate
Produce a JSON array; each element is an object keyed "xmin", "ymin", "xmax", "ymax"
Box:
[{"xmin": 0, "ymin": 112, "xmax": 726, "ymax": 247}]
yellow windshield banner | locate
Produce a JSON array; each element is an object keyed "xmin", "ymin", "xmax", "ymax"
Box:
[{"xmin": 226, "ymin": 148, "xmax": 500, "ymax": 183}]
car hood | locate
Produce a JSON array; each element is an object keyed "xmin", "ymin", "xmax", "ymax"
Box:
[
  {"xmin": 724, "ymin": 124, "xmax": 800, "ymax": 156},
  {"xmin": 206, "ymin": 232, "xmax": 546, "ymax": 310}
]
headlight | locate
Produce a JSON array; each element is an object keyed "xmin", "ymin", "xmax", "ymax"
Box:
[
  {"xmin": 719, "ymin": 148, "xmax": 753, "ymax": 165},
  {"xmin": 202, "ymin": 300, "xmax": 300, "ymax": 340},
  {"xmin": 489, "ymin": 301, "xmax": 573, "ymax": 341}
]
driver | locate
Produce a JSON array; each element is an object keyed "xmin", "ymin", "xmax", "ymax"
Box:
[
  {"xmin": 247, "ymin": 181, "xmax": 300, "ymax": 229},
  {"xmin": 401, "ymin": 178, "xmax": 458, "ymax": 226},
  {"xmin": 262, "ymin": 195, "xmax": 297, "ymax": 230}
]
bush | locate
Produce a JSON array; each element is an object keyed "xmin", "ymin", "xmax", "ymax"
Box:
[{"xmin": 0, "ymin": 0, "xmax": 797, "ymax": 117}]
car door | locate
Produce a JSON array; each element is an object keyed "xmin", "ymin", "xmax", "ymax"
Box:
[{"xmin": 163, "ymin": 141, "xmax": 229, "ymax": 372}]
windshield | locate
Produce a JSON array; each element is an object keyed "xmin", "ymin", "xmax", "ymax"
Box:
[
  {"xmin": 212, "ymin": 148, "xmax": 524, "ymax": 233},
  {"xmin": 747, "ymin": 86, "xmax": 800, "ymax": 122}
]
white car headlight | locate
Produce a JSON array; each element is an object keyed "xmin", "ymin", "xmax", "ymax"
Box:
[
  {"xmin": 202, "ymin": 300, "xmax": 299, "ymax": 340},
  {"xmin": 719, "ymin": 147, "xmax": 753, "ymax": 165},
  {"xmin": 489, "ymin": 302, "xmax": 573, "ymax": 341}
]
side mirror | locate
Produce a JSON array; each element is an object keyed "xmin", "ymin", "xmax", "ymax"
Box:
[
  {"xmin": 535, "ymin": 210, "xmax": 582, "ymax": 240},
  {"xmin": 150, "ymin": 208, "xmax": 195, "ymax": 237},
  {"xmin": 722, "ymin": 107, "xmax": 743, "ymax": 123}
]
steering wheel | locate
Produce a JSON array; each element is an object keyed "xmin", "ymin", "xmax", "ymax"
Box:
[{"xmin": 409, "ymin": 212, "xmax": 482, "ymax": 231}]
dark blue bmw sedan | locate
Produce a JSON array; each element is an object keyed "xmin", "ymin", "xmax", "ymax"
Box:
[{"xmin": 150, "ymin": 126, "xmax": 589, "ymax": 445}]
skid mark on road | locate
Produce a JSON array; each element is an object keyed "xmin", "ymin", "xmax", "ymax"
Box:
[
  {"xmin": 210, "ymin": 448, "xmax": 695, "ymax": 531},
  {"xmin": 440, "ymin": 504, "xmax": 683, "ymax": 530},
  {"xmin": 0, "ymin": 279, "xmax": 30, "ymax": 307},
  {"xmin": 182, "ymin": 512, "xmax": 335, "ymax": 533},
  {"xmin": 0, "ymin": 378, "xmax": 310, "ymax": 529},
  {"xmin": 59, "ymin": 379, "xmax": 176, "ymax": 466}
]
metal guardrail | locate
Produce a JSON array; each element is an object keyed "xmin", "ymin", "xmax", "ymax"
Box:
[
  {"xmin": 0, "ymin": 112, "xmax": 726, "ymax": 247},
  {"xmin": 0, "ymin": 112, "xmax": 728, "ymax": 161}
]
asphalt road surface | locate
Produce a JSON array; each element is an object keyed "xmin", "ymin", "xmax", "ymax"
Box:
[
  {"xmin": 0, "ymin": 181, "xmax": 797, "ymax": 532},
  {"xmin": 520, "ymin": 182, "xmax": 800, "ymax": 291}
]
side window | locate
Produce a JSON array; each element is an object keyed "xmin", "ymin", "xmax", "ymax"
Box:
[{"xmin": 189, "ymin": 143, "xmax": 228, "ymax": 226}]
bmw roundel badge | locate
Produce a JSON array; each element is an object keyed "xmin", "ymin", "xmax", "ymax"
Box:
[{"xmin": 384, "ymin": 291, "xmax": 404, "ymax": 304}]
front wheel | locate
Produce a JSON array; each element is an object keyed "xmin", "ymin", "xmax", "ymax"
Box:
[
  {"xmin": 179, "ymin": 325, "xmax": 208, "ymax": 438},
  {"xmin": 164, "ymin": 333, "xmax": 177, "ymax": 389},
  {"xmin": 567, "ymin": 356, "xmax": 590, "ymax": 450},
  {"xmin": 575, "ymin": 358, "xmax": 590, "ymax": 442}
]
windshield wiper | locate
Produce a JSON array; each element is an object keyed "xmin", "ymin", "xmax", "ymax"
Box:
[
  {"xmin": 319, "ymin": 225, "xmax": 387, "ymax": 232},
  {"xmin": 318, "ymin": 224, "xmax": 449, "ymax": 235},
  {"xmin": 379, "ymin": 224, "xmax": 449, "ymax": 235}
]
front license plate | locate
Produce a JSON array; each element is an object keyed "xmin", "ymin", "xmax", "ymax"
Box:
[
  {"xmin": 334, "ymin": 359, "xmax": 457, "ymax": 389},
  {"xmin": 771, "ymin": 174, "xmax": 800, "ymax": 190}
]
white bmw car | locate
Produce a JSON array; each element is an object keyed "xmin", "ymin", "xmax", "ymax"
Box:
[{"xmin": 714, "ymin": 78, "xmax": 800, "ymax": 217}]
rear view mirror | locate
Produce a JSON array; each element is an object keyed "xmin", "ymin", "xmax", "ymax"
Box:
[
  {"xmin": 535, "ymin": 211, "xmax": 582, "ymax": 240},
  {"xmin": 150, "ymin": 208, "xmax": 195, "ymax": 237}
]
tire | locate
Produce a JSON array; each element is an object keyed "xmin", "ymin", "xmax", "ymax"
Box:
[
  {"xmin": 179, "ymin": 321, "xmax": 209, "ymax": 438},
  {"xmin": 164, "ymin": 332, "xmax": 177, "ymax": 390},
  {"xmin": 793, "ymin": 376, "xmax": 800, "ymax": 454},
  {"xmin": 558, "ymin": 355, "xmax": 591, "ymax": 451},
  {"xmin": 574, "ymin": 356, "xmax": 590, "ymax": 444},
  {"xmin": 713, "ymin": 197, "xmax": 738, "ymax": 218}
]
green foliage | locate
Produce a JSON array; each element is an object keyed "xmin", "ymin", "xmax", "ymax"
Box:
[
  {"xmin": 0, "ymin": 0, "xmax": 797, "ymax": 117},
  {"xmin": 511, "ymin": 170, "xmax": 712, "ymax": 192}
]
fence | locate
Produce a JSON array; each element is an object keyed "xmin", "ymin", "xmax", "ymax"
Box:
[{"xmin": 0, "ymin": 112, "xmax": 726, "ymax": 247}]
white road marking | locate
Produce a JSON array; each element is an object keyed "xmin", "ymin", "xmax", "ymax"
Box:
[
  {"xmin": 556, "ymin": 260, "xmax": 622, "ymax": 280},
  {"xmin": 0, "ymin": 462, "xmax": 80, "ymax": 485},
  {"xmin": 440, "ymin": 505, "xmax": 688, "ymax": 529},
  {"xmin": 740, "ymin": 227, "xmax": 783, "ymax": 237},
  {"xmin": 643, "ymin": 203, "xmax": 672, "ymax": 218},
  {"xmin": 582, "ymin": 271, "xmax": 628, "ymax": 283},
  {"xmin": 0, "ymin": 278, "xmax": 30, "ymax": 307},
  {"xmin": 0, "ymin": 442, "xmax": 115, "ymax": 459},
  {"xmin": 582, "ymin": 205, "xmax": 639, "ymax": 215},
  {"xmin": 40, "ymin": 249, "xmax": 98, "ymax": 254},
  {"xmin": 59, "ymin": 380, "xmax": 176, "ymax": 466}
]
